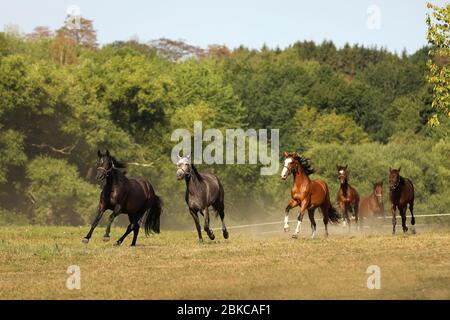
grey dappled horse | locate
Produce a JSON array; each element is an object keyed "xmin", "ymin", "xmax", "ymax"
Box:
[{"xmin": 176, "ymin": 155, "xmax": 229, "ymax": 242}]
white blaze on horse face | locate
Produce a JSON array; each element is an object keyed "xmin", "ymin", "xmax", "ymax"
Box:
[
  {"xmin": 281, "ymin": 158, "xmax": 292, "ymax": 178},
  {"xmin": 339, "ymin": 170, "xmax": 344, "ymax": 175}
]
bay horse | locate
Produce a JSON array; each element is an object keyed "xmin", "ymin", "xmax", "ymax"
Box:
[
  {"xmin": 176, "ymin": 155, "xmax": 229, "ymax": 242},
  {"xmin": 389, "ymin": 167, "xmax": 415, "ymax": 234},
  {"xmin": 359, "ymin": 182, "xmax": 384, "ymax": 226},
  {"xmin": 82, "ymin": 150, "xmax": 162, "ymax": 246},
  {"xmin": 336, "ymin": 165, "xmax": 360, "ymax": 230},
  {"xmin": 281, "ymin": 152, "xmax": 340, "ymax": 238}
]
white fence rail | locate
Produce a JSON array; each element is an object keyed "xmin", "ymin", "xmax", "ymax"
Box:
[{"xmin": 212, "ymin": 213, "xmax": 450, "ymax": 231}]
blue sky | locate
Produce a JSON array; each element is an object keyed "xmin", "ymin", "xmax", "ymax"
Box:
[{"xmin": 1, "ymin": 0, "xmax": 447, "ymax": 54}]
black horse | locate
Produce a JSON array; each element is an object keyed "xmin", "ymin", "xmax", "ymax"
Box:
[
  {"xmin": 176, "ymin": 155, "xmax": 229, "ymax": 242},
  {"xmin": 82, "ymin": 150, "xmax": 162, "ymax": 246}
]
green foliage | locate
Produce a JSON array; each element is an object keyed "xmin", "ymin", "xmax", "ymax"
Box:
[
  {"xmin": 26, "ymin": 157, "xmax": 98, "ymax": 225},
  {"xmin": 283, "ymin": 106, "xmax": 369, "ymax": 150},
  {"xmin": 0, "ymin": 21, "xmax": 448, "ymax": 225},
  {"xmin": 426, "ymin": 3, "xmax": 450, "ymax": 125}
]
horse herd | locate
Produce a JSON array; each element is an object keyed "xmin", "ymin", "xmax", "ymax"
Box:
[{"xmin": 82, "ymin": 150, "xmax": 415, "ymax": 246}]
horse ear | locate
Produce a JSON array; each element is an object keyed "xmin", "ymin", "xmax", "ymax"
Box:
[
  {"xmin": 398, "ymin": 166, "xmax": 401, "ymax": 172},
  {"xmin": 177, "ymin": 154, "xmax": 181, "ymax": 161},
  {"xmin": 97, "ymin": 150, "xmax": 102, "ymax": 158},
  {"xmin": 186, "ymin": 154, "xmax": 191, "ymax": 160},
  {"xmin": 283, "ymin": 151, "xmax": 288, "ymax": 158},
  {"xmin": 106, "ymin": 149, "xmax": 110, "ymax": 157},
  {"xmin": 345, "ymin": 164, "xmax": 348, "ymax": 170},
  {"xmin": 336, "ymin": 165, "xmax": 340, "ymax": 170}
]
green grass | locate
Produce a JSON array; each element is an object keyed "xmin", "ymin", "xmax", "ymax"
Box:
[{"xmin": 1, "ymin": 225, "xmax": 450, "ymax": 299}]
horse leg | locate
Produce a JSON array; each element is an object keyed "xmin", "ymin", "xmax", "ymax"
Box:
[
  {"xmin": 321, "ymin": 206, "xmax": 330, "ymax": 237},
  {"xmin": 190, "ymin": 209, "xmax": 203, "ymax": 243},
  {"xmin": 103, "ymin": 213, "xmax": 115, "ymax": 241},
  {"xmin": 344, "ymin": 205, "xmax": 351, "ymax": 232},
  {"xmin": 354, "ymin": 202, "xmax": 360, "ymax": 232},
  {"xmin": 400, "ymin": 207, "xmax": 408, "ymax": 233},
  {"xmin": 391, "ymin": 204, "xmax": 397, "ymax": 235},
  {"xmin": 130, "ymin": 216, "xmax": 140, "ymax": 246},
  {"xmin": 308, "ymin": 208, "xmax": 316, "ymax": 238},
  {"xmin": 292, "ymin": 202, "xmax": 307, "ymax": 239},
  {"xmin": 215, "ymin": 202, "xmax": 229, "ymax": 239},
  {"xmin": 284, "ymin": 199, "xmax": 298, "ymax": 232},
  {"xmin": 409, "ymin": 201, "xmax": 416, "ymax": 234},
  {"xmin": 83, "ymin": 204, "xmax": 105, "ymax": 243},
  {"xmin": 103, "ymin": 205, "xmax": 121, "ymax": 241},
  {"xmin": 202, "ymin": 208, "xmax": 215, "ymax": 241},
  {"xmin": 115, "ymin": 223, "xmax": 133, "ymax": 246}
]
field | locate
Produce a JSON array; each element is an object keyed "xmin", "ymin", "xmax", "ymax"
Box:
[{"xmin": 1, "ymin": 221, "xmax": 450, "ymax": 300}]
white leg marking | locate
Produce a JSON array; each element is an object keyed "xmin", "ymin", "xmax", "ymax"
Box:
[
  {"xmin": 294, "ymin": 220, "xmax": 302, "ymax": 235},
  {"xmin": 284, "ymin": 215, "xmax": 289, "ymax": 229}
]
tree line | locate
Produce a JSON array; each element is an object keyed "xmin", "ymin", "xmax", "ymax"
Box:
[{"xmin": 0, "ymin": 7, "xmax": 448, "ymax": 227}]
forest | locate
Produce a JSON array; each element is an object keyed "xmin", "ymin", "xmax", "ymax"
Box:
[{"xmin": 0, "ymin": 9, "xmax": 449, "ymax": 228}]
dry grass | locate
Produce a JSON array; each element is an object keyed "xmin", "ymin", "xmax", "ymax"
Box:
[{"xmin": 1, "ymin": 224, "xmax": 450, "ymax": 300}]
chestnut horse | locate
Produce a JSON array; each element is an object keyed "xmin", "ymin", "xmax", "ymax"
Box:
[
  {"xmin": 389, "ymin": 167, "xmax": 415, "ymax": 234},
  {"xmin": 336, "ymin": 165, "xmax": 360, "ymax": 230},
  {"xmin": 281, "ymin": 152, "xmax": 340, "ymax": 238},
  {"xmin": 359, "ymin": 182, "xmax": 384, "ymax": 226}
]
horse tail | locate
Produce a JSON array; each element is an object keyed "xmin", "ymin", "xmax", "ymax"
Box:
[
  {"xmin": 144, "ymin": 195, "xmax": 162, "ymax": 235},
  {"xmin": 320, "ymin": 179, "xmax": 340, "ymax": 224},
  {"xmin": 328, "ymin": 205, "xmax": 341, "ymax": 224}
]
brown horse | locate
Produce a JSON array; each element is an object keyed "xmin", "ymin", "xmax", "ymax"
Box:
[
  {"xmin": 389, "ymin": 167, "xmax": 415, "ymax": 234},
  {"xmin": 359, "ymin": 182, "xmax": 385, "ymax": 226},
  {"xmin": 281, "ymin": 152, "xmax": 340, "ymax": 238},
  {"xmin": 336, "ymin": 165, "xmax": 360, "ymax": 230}
]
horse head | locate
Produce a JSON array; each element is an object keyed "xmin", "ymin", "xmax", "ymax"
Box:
[
  {"xmin": 389, "ymin": 167, "xmax": 401, "ymax": 191},
  {"xmin": 176, "ymin": 154, "xmax": 192, "ymax": 180},
  {"xmin": 373, "ymin": 181, "xmax": 383, "ymax": 204},
  {"xmin": 336, "ymin": 165, "xmax": 348, "ymax": 184}
]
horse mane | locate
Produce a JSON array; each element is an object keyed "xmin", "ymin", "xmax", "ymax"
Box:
[
  {"xmin": 111, "ymin": 156, "xmax": 127, "ymax": 169},
  {"xmin": 294, "ymin": 155, "xmax": 315, "ymax": 175},
  {"xmin": 190, "ymin": 163, "xmax": 204, "ymax": 182}
]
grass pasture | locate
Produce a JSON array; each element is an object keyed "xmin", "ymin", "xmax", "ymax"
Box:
[{"xmin": 1, "ymin": 222, "xmax": 450, "ymax": 300}]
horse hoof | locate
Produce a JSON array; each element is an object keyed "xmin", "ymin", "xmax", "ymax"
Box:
[
  {"xmin": 284, "ymin": 227, "xmax": 290, "ymax": 232},
  {"xmin": 115, "ymin": 241, "xmax": 122, "ymax": 246},
  {"xmin": 198, "ymin": 239, "xmax": 204, "ymax": 244},
  {"xmin": 411, "ymin": 228, "xmax": 416, "ymax": 235},
  {"xmin": 103, "ymin": 236, "xmax": 110, "ymax": 242},
  {"xmin": 208, "ymin": 233, "xmax": 215, "ymax": 241},
  {"xmin": 82, "ymin": 238, "xmax": 89, "ymax": 244},
  {"xmin": 292, "ymin": 234, "xmax": 298, "ymax": 239},
  {"xmin": 223, "ymin": 230, "xmax": 229, "ymax": 239}
]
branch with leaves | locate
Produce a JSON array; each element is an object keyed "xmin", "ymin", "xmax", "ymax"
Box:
[{"xmin": 426, "ymin": 3, "xmax": 450, "ymax": 126}]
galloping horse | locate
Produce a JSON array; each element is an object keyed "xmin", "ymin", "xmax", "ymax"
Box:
[
  {"xmin": 176, "ymin": 155, "xmax": 229, "ymax": 242},
  {"xmin": 336, "ymin": 165, "xmax": 360, "ymax": 230},
  {"xmin": 389, "ymin": 167, "xmax": 415, "ymax": 234},
  {"xmin": 281, "ymin": 152, "xmax": 340, "ymax": 238},
  {"xmin": 82, "ymin": 150, "xmax": 162, "ymax": 246},
  {"xmin": 359, "ymin": 182, "xmax": 384, "ymax": 226}
]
